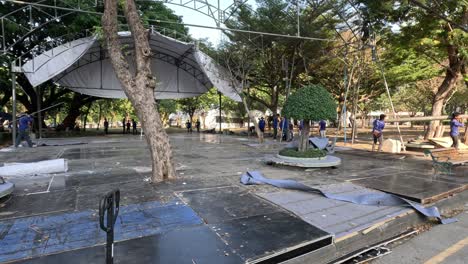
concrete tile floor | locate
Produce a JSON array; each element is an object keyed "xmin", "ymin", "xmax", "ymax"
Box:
[{"xmin": 0, "ymin": 133, "xmax": 466, "ymax": 263}]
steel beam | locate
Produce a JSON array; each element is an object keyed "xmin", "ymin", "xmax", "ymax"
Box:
[{"xmin": 386, "ymin": 115, "xmax": 468, "ymax": 123}]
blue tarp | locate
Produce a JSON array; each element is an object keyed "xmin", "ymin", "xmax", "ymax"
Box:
[{"xmin": 240, "ymin": 171, "xmax": 456, "ymax": 225}]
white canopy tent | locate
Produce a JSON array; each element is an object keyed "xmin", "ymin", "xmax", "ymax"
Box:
[{"xmin": 22, "ymin": 31, "xmax": 241, "ymax": 101}]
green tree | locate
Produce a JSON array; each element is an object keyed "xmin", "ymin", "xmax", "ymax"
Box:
[
  {"xmin": 177, "ymin": 97, "xmax": 201, "ymax": 123},
  {"xmin": 223, "ymin": 0, "xmax": 337, "ymax": 114},
  {"xmin": 283, "ymin": 85, "xmax": 336, "ymax": 151},
  {"xmin": 157, "ymin": 100, "xmax": 177, "ymax": 126},
  {"xmin": 356, "ymin": 0, "xmax": 467, "ymax": 138}
]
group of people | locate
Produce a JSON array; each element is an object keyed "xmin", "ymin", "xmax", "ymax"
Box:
[
  {"xmin": 371, "ymin": 112, "xmax": 465, "ymax": 152},
  {"xmin": 10, "ymin": 111, "xmax": 466, "ymax": 150},
  {"xmin": 121, "ymin": 118, "xmax": 138, "ymax": 135},
  {"xmin": 186, "ymin": 119, "xmax": 201, "ymax": 133},
  {"xmin": 255, "ymin": 114, "xmax": 327, "ymax": 141}
]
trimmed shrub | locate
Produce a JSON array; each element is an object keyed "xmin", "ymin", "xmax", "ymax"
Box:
[
  {"xmin": 279, "ymin": 148, "xmax": 327, "ymax": 158},
  {"xmin": 282, "ymin": 84, "xmax": 336, "ymax": 152},
  {"xmin": 282, "ymin": 84, "xmax": 336, "ymax": 122}
]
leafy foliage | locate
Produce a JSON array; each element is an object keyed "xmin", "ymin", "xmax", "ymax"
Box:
[
  {"xmin": 282, "ymin": 85, "xmax": 337, "ymax": 121},
  {"xmin": 221, "ymin": 0, "xmax": 338, "ymax": 114},
  {"xmin": 279, "ymin": 148, "xmax": 326, "ymax": 158}
]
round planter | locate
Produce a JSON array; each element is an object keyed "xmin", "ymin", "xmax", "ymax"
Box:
[
  {"xmin": 270, "ymin": 154, "xmax": 341, "ymax": 168},
  {"xmin": 276, "ymin": 154, "xmax": 325, "ymax": 161}
]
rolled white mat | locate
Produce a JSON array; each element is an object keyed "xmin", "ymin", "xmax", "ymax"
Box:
[
  {"xmin": 0, "ymin": 159, "xmax": 68, "ymax": 177},
  {"xmin": 0, "ymin": 181, "xmax": 14, "ymax": 198}
]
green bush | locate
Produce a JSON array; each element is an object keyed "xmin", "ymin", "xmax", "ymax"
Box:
[
  {"xmin": 282, "ymin": 84, "xmax": 336, "ymax": 121},
  {"xmin": 279, "ymin": 148, "xmax": 327, "ymax": 158}
]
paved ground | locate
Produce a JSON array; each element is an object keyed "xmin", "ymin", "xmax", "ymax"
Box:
[
  {"xmin": 0, "ymin": 132, "xmax": 467, "ymax": 263},
  {"xmin": 374, "ymin": 210, "xmax": 468, "ymax": 264}
]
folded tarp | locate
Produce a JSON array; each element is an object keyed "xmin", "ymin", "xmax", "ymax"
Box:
[
  {"xmin": 0, "ymin": 159, "xmax": 68, "ymax": 177},
  {"xmin": 309, "ymin": 137, "xmax": 329, "ymax": 150},
  {"xmin": 240, "ymin": 171, "xmax": 456, "ymax": 224},
  {"xmin": 0, "ymin": 177, "xmax": 14, "ymax": 198}
]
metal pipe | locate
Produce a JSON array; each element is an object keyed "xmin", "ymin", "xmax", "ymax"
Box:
[
  {"xmin": 11, "ymin": 67, "xmax": 16, "ymax": 147},
  {"xmin": 218, "ymin": 91, "xmax": 222, "ymax": 133},
  {"xmin": 386, "ymin": 115, "xmax": 468, "ymax": 123},
  {"xmin": 12, "ymin": 102, "xmax": 64, "ymax": 122},
  {"xmin": 376, "ymin": 54, "xmax": 406, "ymax": 151},
  {"xmin": 36, "ymin": 86, "xmax": 42, "ymax": 139},
  {"xmin": 1, "ymin": 18, "xmax": 5, "ymax": 53},
  {"xmin": 296, "ymin": 1, "xmax": 300, "ymax": 36},
  {"xmin": 3, "ymin": 0, "xmax": 334, "ymax": 42}
]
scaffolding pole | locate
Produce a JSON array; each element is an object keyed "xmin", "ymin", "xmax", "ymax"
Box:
[
  {"xmin": 36, "ymin": 86, "xmax": 42, "ymax": 139},
  {"xmin": 11, "ymin": 67, "xmax": 16, "ymax": 147}
]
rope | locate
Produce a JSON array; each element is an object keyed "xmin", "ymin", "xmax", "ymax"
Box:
[{"xmin": 375, "ymin": 53, "xmax": 406, "ymax": 151}]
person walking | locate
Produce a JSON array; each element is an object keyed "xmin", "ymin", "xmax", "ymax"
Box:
[
  {"xmin": 450, "ymin": 112, "xmax": 465, "ymax": 149},
  {"xmin": 122, "ymin": 118, "xmax": 126, "ymax": 134},
  {"xmin": 126, "ymin": 120, "xmax": 131, "ymax": 134},
  {"xmin": 272, "ymin": 114, "xmax": 279, "ymax": 140},
  {"xmin": 195, "ymin": 119, "xmax": 201, "ymax": 133},
  {"xmin": 15, "ymin": 113, "xmax": 35, "ymax": 148},
  {"xmin": 132, "ymin": 119, "xmax": 137, "ymax": 135},
  {"xmin": 186, "ymin": 120, "xmax": 192, "ymax": 133},
  {"xmin": 259, "ymin": 117, "xmax": 266, "ymax": 133},
  {"xmin": 319, "ymin": 120, "xmax": 327, "ymax": 138},
  {"xmin": 104, "ymin": 118, "xmax": 109, "ymax": 134},
  {"xmin": 372, "ymin": 114, "xmax": 386, "ymax": 152}
]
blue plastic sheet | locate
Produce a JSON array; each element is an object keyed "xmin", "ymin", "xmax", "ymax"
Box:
[{"xmin": 240, "ymin": 171, "xmax": 457, "ymax": 225}]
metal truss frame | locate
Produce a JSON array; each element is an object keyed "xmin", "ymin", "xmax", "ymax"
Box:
[{"xmin": 0, "ymin": 0, "xmax": 252, "ymax": 54}]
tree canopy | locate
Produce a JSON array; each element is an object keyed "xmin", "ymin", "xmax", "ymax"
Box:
[{"xmin": 282, "ymin": 84, "xmax": 337, "ymax": 122}]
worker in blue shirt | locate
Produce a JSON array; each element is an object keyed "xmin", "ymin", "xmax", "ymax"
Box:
[
  {"xmin": 372, "ymin": 114, "xmax": 386, "ymax": 152},
  {"xmin": 258, "ymin": 117, "xmax": 266, "ymax": 133},
  {"xmin": 272, "ymin": 114, "xmax": 279, "ymax": 140},
  {"xmin": 15, "ymin": 113, "xmax": 34, "ymax": 147},
  {"xmin": 319, "ymin": 120, "xmax": 327, "ymax": 138},
  {"xmin": 450, "ymin": 112, "xmax": 465, "ymax": 149}
]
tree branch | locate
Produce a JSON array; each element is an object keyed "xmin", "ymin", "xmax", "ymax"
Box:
[
  {"xmin": 248, "ymin": 94, "xmax": 272, "ymax": 109},
  {"xmin": 102, "ymin": 0, "xmax": 134, "ymax": 96},
  {"xmin": 124, "ymin": 0, "xmax": 152, "ymax": 73},
  {"xmin": 408, "ymin": 0, "xmax": 468, "ymax": 33}
]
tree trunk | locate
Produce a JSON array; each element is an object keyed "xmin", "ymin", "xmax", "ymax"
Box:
[
  {"xmin": 102, "ymin": 0, "xmax": 175, "ymax": 182},
  {"xmin": 201, "ymin": 113, "xmax": 206, "ymax": 129},
  {"xmin": 62, "ymin": 94, "xmax": 97, "ymax": 130},
  {"xmin": 425, "ymin": 86, "xmax": 455, "ymax": 139},
  {"xmin": 299, "ymin": 121, "xmax": 310, "ymax": 152},
  {"xmin": 241, "ymin": 96, "xmax": 263, "ymax": 143},
  {"xmin": 83, "ymin": 102, "xmax": 92, "ymax": 131},
  {"xmin": 62, "ymin": 108, "xmax": 81, "ymax": 130},
  {"xmin": 425, "ymin": 27, "xmax": 465, "ymax": 139},
  {"xmin": 97, "ymin": 101, "xmax": 102, "ymax": 130}
]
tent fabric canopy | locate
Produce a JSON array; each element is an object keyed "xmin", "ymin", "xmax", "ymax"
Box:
[{"xmin": 22, "ymin": 32, "xmax": 241, "ymax": 101}]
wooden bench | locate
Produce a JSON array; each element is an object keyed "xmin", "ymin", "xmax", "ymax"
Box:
[{"xmin": 424, "ymin": 148, "xmax": 468, "ymax": 174}]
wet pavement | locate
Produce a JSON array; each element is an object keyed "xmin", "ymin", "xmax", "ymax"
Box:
[{"xmin": 0, "ymin": 133, "xmax": 467, "ymax": 263}]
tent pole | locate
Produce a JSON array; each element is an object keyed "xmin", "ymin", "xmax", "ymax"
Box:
[
  {"xmin": 218, "ymin": 92, "xmax": 222, "ymax": 133},
  {"xmin": 376, "ymin": 55, "xmax": 406, "ymax": 151},
  {"xmin": 11, "ymin": 67, "xmax": 17, "ymax": 148},
  {"xmin": 247, "ymin": 86, "xmax": 250, "ymax": 138},
  {"xmin": 36, "ymin": 86, "xmax": 42, "ymax": 140}
]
